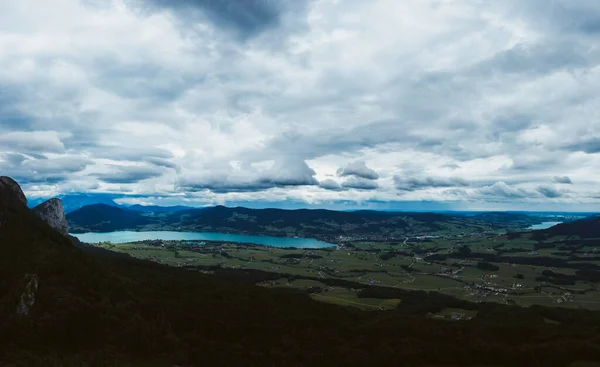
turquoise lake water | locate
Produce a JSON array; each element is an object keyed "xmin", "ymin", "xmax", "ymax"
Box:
[
  {"xmin": 527, "ymin": 221, "xmax": 563, "ymax": 230},
  {"xmin": 72, "ymin": 231, "xmax": 334, "ymax": 248}
]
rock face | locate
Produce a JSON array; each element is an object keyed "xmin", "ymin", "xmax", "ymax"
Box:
[
  {"xmin": 16, "ymin": 274, "xmax": 39, "ymax": 316},
  {"xmin": 0, "ymin": 176, "xmax": 27, "ymax": 207},
  {"xmin": 33, "ymin": 198, "xmax": 69, "ymax": 235}
]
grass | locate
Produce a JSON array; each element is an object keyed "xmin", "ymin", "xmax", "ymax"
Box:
[
  {"xmin": 95, "ymin": 235, "xmax": 600, "ymax": 311},
  {"xmin": 310, "ymin": 289, "xmax": 400, "ymax": 310},
  {"xmin": 432, "ymin": 308, "xmax": 478, "ymax": 320}
]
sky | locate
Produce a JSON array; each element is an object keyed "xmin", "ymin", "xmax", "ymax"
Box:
[{"xmin": 1, "ymin": 0, "xmax": 600, "ymax": 211}]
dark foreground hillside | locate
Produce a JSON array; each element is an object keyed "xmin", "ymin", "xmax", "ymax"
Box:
[{"xmin": 2, "ymin": 179, "xmax": 600, "ymax": 366}]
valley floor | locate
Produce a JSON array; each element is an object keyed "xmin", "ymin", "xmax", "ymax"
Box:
[{"xmin": 93, "ymin": 231, "xmax": 600, "ymax": 312}]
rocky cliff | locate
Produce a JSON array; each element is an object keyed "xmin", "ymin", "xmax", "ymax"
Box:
[
  {"xmin": 32, "ymin": 198, "xmax": 69, "ymax": 235},
  {"xmin": 0, "ymin": 176, "xmax": 27, "ymax": 208}
]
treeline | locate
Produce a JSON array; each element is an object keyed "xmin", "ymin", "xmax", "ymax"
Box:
[
  {"xmin": 425, "ymin": 251, "xmax": 600, "ymax": 270},
  {"xmin": 358, "ymin": 287, "xmax": 477, "ymax": 315},
  {"xmin": 535, "ymin": 269, "xmax": 600, "ymax": 285},
  {"xmin": 532, "ymin": 216, "xmax": 600, "ymax": 239}
]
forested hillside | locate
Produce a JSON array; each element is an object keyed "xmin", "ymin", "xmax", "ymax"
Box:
[
  {"xmin": 2, "ymin": 177, "xmax": 600, "ymax": 366},
  {"xmin": 67, "ymin": 204, "xmax": 542, "ymax": 240}
]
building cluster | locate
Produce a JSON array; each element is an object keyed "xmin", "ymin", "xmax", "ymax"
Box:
[{"xmin": 465, "ymin": 282, "xmax": 511, "ymax": 298}]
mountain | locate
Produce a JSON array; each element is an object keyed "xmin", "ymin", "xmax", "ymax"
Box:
[
  {"xmin": 67, "ymin": 204, "xmax": 542, "ymax": 239},
  {"xmin": 534, "ymin": 216, "xmax": 600, "ymax": 239},
  {"xmin": 4, "ymin": 178, "xmax": 375, "ymax": 365},
  {"xmin": 29, "ymin": 194, "xmax": 120, "ymax": 214},
  {"xmin": 66, "ymin": 204, "xmax": 155, "ymax": 233},
  {"xmin": 127, "ymin": 204, "xmax": 194, "ymax": 213},
  {"xmin": 0, "ymin": 176, "xmax": 27, "ymax": 207},
  {"xmin": 2, "ymin": 176, "xmax": 600, "ymax": 366},
  {"xmin": 32, "ymin": 198, "xmax": 69, "ymax": 235}
]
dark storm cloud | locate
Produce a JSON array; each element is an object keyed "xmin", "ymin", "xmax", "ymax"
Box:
[
  {"xmin": 128, "ymin": 0, "xmax": 307, "ymax": 37},
  {"xmin": 0, "ymin": 75, "xmax": 104, "ymax": 140},
  {"xmin": 553, "ymin": 176, "xmax": 573, "ymax": 184},
  {"xmin": 179, "ymin": 180, "xmax": 275, "ymax": 193},
  {"xmin": 1, "ymin": 153, "xmax": 28, "ymax": 166},
  {"xmin": 512, "ymin": 0, "xmax": 600, "ymax": 35},
  {"xmin": 394, "ymin": 176, "xmax": 469, "ymax": 191},
  {"xmin": 179, "ymin": 158, "xmax": 318, "ymax": 193},
  {"xmin": 94, "ymin": 165, "xmax": 165, "ymax": 184},
  {"xmin": 537, "ymin": 185, "xmax": 563, "ymax": 198},
  {"xmin": 564, "ymin": 137, "xmax": 600, "ymax": 154},
  {"xmin": 258, "ymin": 113, "xmax": 513, "ymax": 164},
  {"xmin": 341, "ymin": 177, "xmax": 379, "ymax": 190},
  {"xmin": 144, "ymin": 157, "xmax": 180, "ymax": 170},
  {"xmin": 0, "ymin": 154, "xmax": 93, "ymax": 184},
  {"xmin": 0, "ymin": 85, "xmax": 35, "ymax": 130},
  {"xmin": 87, "ymin": 57, "xmax": 200, "ymax": 105},
  {"xmin": 261, "ymin": 121, "xmax": 437, "ymax": 160},
  {"xmin": 337, "ymin": 160, "xmax": 379, "ymax": 180},
  {"xmin": 22, "ymin": 156, "xmax": 92, "ymax": 174},
  {"xmin": 318, "ymin": 179, "xmax": 342, "ymax": 191},
  {"xmin": 476, "ymin": 182, "xmax": 532, "ymax": 199}
]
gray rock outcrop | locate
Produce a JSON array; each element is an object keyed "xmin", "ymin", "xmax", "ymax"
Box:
[
  {"xmin": 16, "ymin": 274, "xmax": 39, "ymax": 316},
  {"xmin": 0, "ymin": 176, "xmax": 27, "ymax": 207},
  {"xmin": 33, "ymin": 198, "xmax": 69, "ymax": 235}
]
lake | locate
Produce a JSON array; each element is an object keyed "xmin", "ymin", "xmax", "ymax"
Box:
[
  {"xmin": 71, "ymin": 231, "xmax": 335, "ymax": 248},
  {"xmin": 527, "ymin": 221, "xmax": 563, "ymax": 230}
]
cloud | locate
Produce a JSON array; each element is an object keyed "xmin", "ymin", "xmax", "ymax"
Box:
[
  {"xmin": 564, "ymin": 137, "xmax": 600, "ymax": 154},
  {"xmin": 179, "ymin": 157, "xmax": 318, "ymax": 192},
  {"xmin": 476, "ymin": 182, "xmax": 532, "ymax": 199},
  {"xmin": 94, "ymin": 165, "xmax": 165, "ymax": 184},
  {"xmin": 337, "ymin": 160, "xmax": 379, "ymax": 180},
  {"xmin": 21, "ymin": 156, "xmax": 92, "ymax": 174},
  {"xmin": 511, "ymin": 0, "xmax": 600, "ymax": 35},
  {"xmin": 88, "ymin": 146, "xmax": 174, "ymax": 161},
  {"xmin": 2, "ymin": 0, "xmax": 600, "ymax": 209},
  {"xmin": 394, "ymin": 176, "xmax": 469, "ymax": 191},
  {"xmin": 0, "ymin": 154, "xmax": 92, "ymax": 184},
  {"xmin": 0, "ymin": 131, "xmax": 67, "ymax": 153},
  {"xmin": 129, "ymin": 0, "xmax": 307, "ymax": 38},
  {"xmin": 144, "ymin": 157, "xmax": 180, "ymax": 170},
  {"xmin": 318, "ymin": 179, "xmax": 342, "ymax": 191},
  {"xmin": 263, "ymin": 158, "xmax": 318, "ymax": 186},
  {"xmin": 341, "ymin": 177, "xmax": 379, "ymax": 190},
  {"xmin": 537, "ymin": 185, "xmax": 563, "ymax": 198},
  {"xmin": 509, "ymin": 156, "xmax": 560, "ymax": 171},
  {"xmin": 553, "ymin": 176, "xmax": 573, "ymax": 184}
]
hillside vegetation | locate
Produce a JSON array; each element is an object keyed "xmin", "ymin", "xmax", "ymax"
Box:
[
  {"xmin": 2, "ymin": 177, "xmax": 600, "ymax": 366},
  {"xmin": 67, "ymin": 204, "xmax": 543, "ymax": 240}
]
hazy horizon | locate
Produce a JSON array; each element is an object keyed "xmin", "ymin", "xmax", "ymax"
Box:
[{"xmin": 26, "ymin": 192, "xmax": 600, "ymax": 214}]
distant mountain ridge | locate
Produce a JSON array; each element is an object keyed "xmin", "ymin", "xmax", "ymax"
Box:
[
  {"xmin": 28, "ymin": 195, "xmax": 199, "ymax": 215},
  {"xmin": 67, "ymin": 203, "xmax": 543, "ymax": 239},
  {"xmin": 28, "ymin": 194, "xmax": 121, "ymax": 214}
]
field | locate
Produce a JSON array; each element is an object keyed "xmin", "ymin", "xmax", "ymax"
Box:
[{"xmin": 93, "ymin": 231, "xmax": 600, "ymax": 311}]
